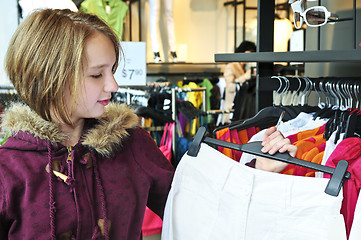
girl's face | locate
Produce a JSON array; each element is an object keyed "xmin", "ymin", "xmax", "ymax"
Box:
[{"xmin": 65, "ymin": 31, "xmax": 118, "ymax": 123}]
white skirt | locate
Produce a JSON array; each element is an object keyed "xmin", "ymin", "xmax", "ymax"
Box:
[{"xmin": 162, "ymin": 143, "xmax": 346, "ymax": 240}]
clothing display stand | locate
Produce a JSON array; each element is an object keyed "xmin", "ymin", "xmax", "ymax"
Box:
[{"xmin": 215, "ymin": 0, "xmax": 360, "ymax": 112}]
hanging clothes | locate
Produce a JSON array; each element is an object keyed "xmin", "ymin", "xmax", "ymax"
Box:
[
  {"xmin": 324, "ymin": 137, "xmax": 361, "ymax": 239},
  {"xmin": 198, "ymin": 78, "xmax": 213, "ymax": 123},
  {"xmin": 280, "ymin": 124, "xmax": 327, "ymax": 177},
  {"xmin": 239, "ymin": 112, "xmax": 328, "ymax": 165},
  {"xmin": 80, "ymin": 0, "xmax": 128, "ymax": 40},
  {"xmin": 162, "ymin": 143, "xmax": 346, "ymax": 240},
  {"xmin": 210, "ymin": 76, "xmax": 361, "ymax": 240},
  {"xmin": 216, "ymin": 126, "xmax": 260, "ymax": 162},
  {"xmin": 231, "ymin": 78, "xmax": 256, "ymax": 121}
]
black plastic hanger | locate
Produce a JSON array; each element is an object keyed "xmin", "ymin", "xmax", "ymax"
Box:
[
  {"xmin": 189, "ymin": 127, "xmax": 351, "ymax": 197},
  {"xmin": 344, "ymin": 111, "xmax": 359, "ymax": 139}
]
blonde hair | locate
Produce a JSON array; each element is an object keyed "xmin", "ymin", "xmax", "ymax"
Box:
[{"xmin": 5, "ymin": 9, "xmax": 120, "ymax": 125}]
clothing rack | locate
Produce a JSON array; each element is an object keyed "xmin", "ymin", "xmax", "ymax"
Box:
[
  {"xmin": 206, "ymin": 109, "xmax": 234, "ymax": 115},
  {"xmin": 0, "ymin": 85, "xmax": 14, "ymax": 89},
  {"xmin": 170, "ymin": 87, "xmax": 207, "ymax": 163},
  {"xmin": 188, "ymin": 126, "xmax": 351, "ymax": 197},
  {"xmin": 117, "ymin": 87, "xmax": 147, "ymax": 105},
  {"xmin": 0, "ymin": 85, "xmax": 16, "ymax": 93}
]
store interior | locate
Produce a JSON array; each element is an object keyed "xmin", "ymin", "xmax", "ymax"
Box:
[{"xmin": 1, "ymin": 0, "xmax": 361, "ymax": 239}]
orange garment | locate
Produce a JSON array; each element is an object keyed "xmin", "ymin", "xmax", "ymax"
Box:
[
  {"xmin": 281, "ymin": 125, "xmax": 326, "ymax": 176},
  {"xmin": 287, "ymin": 124, "xmax": 325, "ymax": 144},
  {"xmin": 294, "ymin": 133, "xmax": 326, "ymax": 159},
  {"xmin": 305, "ymin": 151, "xmax": 324, "ymax": 177},
  {"xmin": 238, "ymin": 129, "xmax": 249, "ymax": 145},
  {"xmin": 295, "ymin": 143, "xmax": 325, "ymax": 177}
]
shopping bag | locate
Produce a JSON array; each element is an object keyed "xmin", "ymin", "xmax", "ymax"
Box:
[{"xmin": 158, "ymin": 122, "xmax": 174, "ymax": 161}]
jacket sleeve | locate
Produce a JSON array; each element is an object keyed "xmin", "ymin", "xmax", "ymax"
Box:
[
  {"xmin": 0, "ymin": 178, "xmax": 9, "ymax": 238},
  {"xmin": 131, "ymin": 128, "xmax": 175, "ymax": 219}
]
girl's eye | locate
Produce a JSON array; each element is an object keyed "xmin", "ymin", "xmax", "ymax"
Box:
[{"xmin": 91, "ymin": 74, "xmax": 102, "ymax": 79}]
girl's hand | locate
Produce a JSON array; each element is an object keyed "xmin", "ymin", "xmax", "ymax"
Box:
[{"xmin": 255, "ymin": 126, "xmax": 297, "ymax": 173}]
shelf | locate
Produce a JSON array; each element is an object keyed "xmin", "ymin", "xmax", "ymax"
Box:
[
  {"xmin": 147, "ymin": 62, "xmax": 225, "ymax": 77},
  {"xmin": 215, "ymin": 49, "xmax": 361, "ymax": 63}
]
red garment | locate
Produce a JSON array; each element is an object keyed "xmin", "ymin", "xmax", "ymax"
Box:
[
  {"xmin": 216, "ymin": 128, "xmax": 236, "ymax": 160},
  {"xmin": 216, "ymin": 127, "xmax": 260, "ymax": 162},
  {"xmin": 230, "ymin": 129, "xmax": 242, "ymax": 161},
  {"xmin": 325, "ymin": 137, "xmax": 361, "ymax": 238}
]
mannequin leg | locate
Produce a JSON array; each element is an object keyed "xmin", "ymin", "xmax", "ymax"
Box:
[
  {"xmin": 163, "ymin": 0, "xmax": 177, "ymax": 62},
  {"xmin": 149, "ymin": 0, "xmax": 161, "ymax": 62},
  {"xmin": 163, "ymin": 0, "xmax": 176, "ymax": 52}
]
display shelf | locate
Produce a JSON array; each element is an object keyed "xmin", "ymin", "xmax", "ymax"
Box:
[
  {"xmin": 147, "ymin": 62, "xmax": 225, "ymax": 77},
  {"xmin": 215, "ymin": 49, "xmax": 361, "ymax": 63}
]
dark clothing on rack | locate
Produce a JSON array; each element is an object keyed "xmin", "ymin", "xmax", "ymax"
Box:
[
  {"xmin": 135, "ymin": 106, "xmax": 173, "ymax": 124},
  {"xmin": 210, "ymin": 84, "xmax": 221, "ymax": 111},
  {"xmin": 231, "ymin": 78, "xmax": 256, "ymax": 121},
  {"xmin": 148, "ymin": 90, "xmax": 171, "ymax": 111}
]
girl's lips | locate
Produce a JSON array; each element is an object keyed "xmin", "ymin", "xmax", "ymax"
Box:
[{"xmin": 98, "ymin": 99, "xmax": 110, "ymax": 106}]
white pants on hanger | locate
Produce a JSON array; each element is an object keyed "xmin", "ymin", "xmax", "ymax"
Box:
[
  {"xmin": 149, "ymin": 0, "xmax": 176, "ymax": 53},
  {"xmin": 162, "ymin": 143, "xmax": 346, "ymax": 240}
]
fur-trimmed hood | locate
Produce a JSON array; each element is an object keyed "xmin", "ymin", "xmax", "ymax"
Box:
[{"xmin": 1, "ymin": 102, "xmax": 139, "ymax": 156}]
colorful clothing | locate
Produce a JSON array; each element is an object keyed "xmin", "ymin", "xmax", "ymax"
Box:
[
  {"xmin": 281, "ymin": 125, "xmax": 326, "ymax": 176},
  {"xmin": 216, "ymin": 126, "xmax": 260, "ymax": 162}
]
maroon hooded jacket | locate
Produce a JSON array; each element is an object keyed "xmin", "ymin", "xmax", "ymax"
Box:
[{"xmin": 0, "ymin": 102, "xmax": 174, "ymax": 239}]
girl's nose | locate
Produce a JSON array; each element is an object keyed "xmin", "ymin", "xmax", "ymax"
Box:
[{"xmin": 105, "ymin": 74, "xmax": 119, "ymax": 93}]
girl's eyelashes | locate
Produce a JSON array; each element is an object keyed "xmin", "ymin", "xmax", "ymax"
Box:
[{"xmin": 91, "ymin": 74, "xmax": 102, "ymax": 79}]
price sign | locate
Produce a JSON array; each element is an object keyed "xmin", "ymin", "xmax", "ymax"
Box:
[{"xmin": 114, "ymin": 41, "xmax": 146, "ymax": 86}]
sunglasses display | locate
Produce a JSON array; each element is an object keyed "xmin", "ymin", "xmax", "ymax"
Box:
[{"xmin": 291, "ymin": 0, "xmax": 339, "ymax": 29}]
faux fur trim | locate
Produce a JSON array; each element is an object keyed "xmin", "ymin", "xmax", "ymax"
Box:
[
  {"xmin": 1, "ymin": 102, "xmax": 68, "ymax": 143},
  {"xmin": 82, "ymin": 103, "xmax": 139, "ymax": 157},
  {"xmin": 1, "ymin": 102, "xmax": 139, "ymax": 156}
]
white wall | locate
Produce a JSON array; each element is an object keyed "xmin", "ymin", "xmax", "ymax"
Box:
[{"xmin": 0, "ymin": 0, "xmax": 18, "ymax": 85}]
